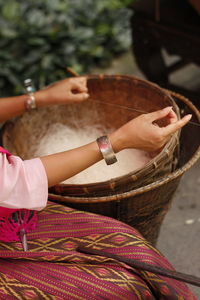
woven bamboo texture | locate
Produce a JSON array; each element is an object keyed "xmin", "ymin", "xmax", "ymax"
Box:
[{"xmin": 1, "ymin": 75, "xmax": 199, "ymax": 245}]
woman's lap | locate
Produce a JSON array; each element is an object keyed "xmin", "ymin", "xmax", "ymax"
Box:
[{"xmin": 0, "ymin": 202, "xmax": 196, "ymax": 299}]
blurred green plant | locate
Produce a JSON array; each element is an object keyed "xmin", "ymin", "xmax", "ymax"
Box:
[{"xmin": 0, "ymin": 0, "xmax": 133, "ymax": 96}]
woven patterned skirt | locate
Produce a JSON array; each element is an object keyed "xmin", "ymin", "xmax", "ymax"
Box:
[{"xmin": 0, "ymin": 202, "xmax": 196, "ymax": 299}]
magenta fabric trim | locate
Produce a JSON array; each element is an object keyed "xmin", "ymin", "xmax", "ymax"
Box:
[{"xmin": 0, "ymin": 146, "xmax": 11, "ymax": 156}]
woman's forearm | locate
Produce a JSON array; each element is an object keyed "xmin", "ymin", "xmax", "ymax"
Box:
[
  {"xmin": 0, "ymin": 95, "xmax": 27, "ymax": 122},
  {"xmin": 40, "ymin": 141, "xmax": 103, "ymax": 187},
  {"xmin": 0, "ymin": 92, "xmax": 45, "ymax": 123}
]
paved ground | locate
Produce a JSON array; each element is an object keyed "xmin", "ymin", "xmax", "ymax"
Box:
[
  {"xmin": 94, "ymin": 50, "xmax": 200, "ymax": 298},
  {"xmin": 157, "ymin": 159, "xmax": 200, "ymax": 297}
]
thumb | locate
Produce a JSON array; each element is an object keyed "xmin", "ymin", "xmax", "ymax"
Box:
[
  {"xmin": 70, "ymin": 92, "xmax": 89, "ymax": 102},
  {"xmin": 148, "ymin": 107, "xmax": 173, "ymax": 122}
]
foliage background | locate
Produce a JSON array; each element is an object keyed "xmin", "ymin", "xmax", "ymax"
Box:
[{"xmin": 0, "ymin": 0, "xmax": 132, "ymax": 96}]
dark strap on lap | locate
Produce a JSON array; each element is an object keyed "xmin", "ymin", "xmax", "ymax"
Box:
[{"xmin": 77, "ymin": 246, "xmax": 200, "ymax": 287}]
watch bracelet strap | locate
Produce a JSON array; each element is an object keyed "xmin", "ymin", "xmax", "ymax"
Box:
[{"xmin": 25, "ymin": 93, "xmax": 37, "ymax": 111}]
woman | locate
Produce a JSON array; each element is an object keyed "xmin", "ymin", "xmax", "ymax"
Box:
[{"xmin": 0, "ymin": 77, "xmax": 196, "ymax": 299}]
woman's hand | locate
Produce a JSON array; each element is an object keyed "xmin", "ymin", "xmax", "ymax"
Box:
[
  {"xmin": 35, "ymin": 77, "xmax": 89, "ymax": 106},
  {"xmin": 110, "ymin": 107, "xmax": 192, "ymax": 153}
]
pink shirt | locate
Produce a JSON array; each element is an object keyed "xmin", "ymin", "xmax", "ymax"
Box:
[{"xmin": 0, "ymin": 152, "xmax": 48, "ymax": 210}]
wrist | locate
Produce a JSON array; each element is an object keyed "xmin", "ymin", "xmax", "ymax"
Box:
[
  {"xmin": 34, "ymin": 90, "xmax": 47, "ymax": 108},
  {"xmin": 109, "ymin": 131, "xmax": 125, "ymax": 153}
]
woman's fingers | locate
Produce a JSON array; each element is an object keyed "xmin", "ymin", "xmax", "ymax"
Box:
[
  {"xmin": 69, "ymin": 77, "xmax": 89, "ymax": 101},
  {"xmin": 163, "ymin": 114, "xmax": 192, "ymax": 136},
  {"xmin": 147, "ymin": 107, "xmax": 173, "ymax": 122},
  {"xmin": 167, "ymin": 109, "xmax": 178, "ymax": 124},
  {"xmin": 70, "ymin": 92, "xmax": 89, "ymax": 102},
  {"xmin": 71, "ymin": 77, "xmax": 88, "ymax": 92},
  {"xmin": 71, "ymin": 84, "xmax": 88, "ymax": 93},
  {"xmin": 147, "ymin": 106, "xmax": 178, "ymax": 124}
]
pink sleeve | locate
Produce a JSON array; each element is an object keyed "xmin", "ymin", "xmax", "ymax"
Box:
[{"xmin": 0, "ymin": 153, "xmax": 48, "ymax": 210}]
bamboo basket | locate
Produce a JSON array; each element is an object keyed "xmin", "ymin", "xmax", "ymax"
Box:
[{"xmin": 1, "ymin": 75, "xmax": 199, "ymax": 245}]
